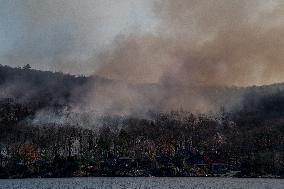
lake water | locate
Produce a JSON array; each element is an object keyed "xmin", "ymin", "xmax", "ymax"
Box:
[{"xmin": 0, "ymin": 177, "xmax": 283, "ymax": 189}]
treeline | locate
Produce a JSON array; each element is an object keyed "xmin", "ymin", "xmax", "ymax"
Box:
[
  {"xmin": 0, "ymin": 97, "xmax": 283, "ymax": 178},
  {"xmin": 0, "ymin": 65, "xmax": 284, "ymax": 178},
  {"xmin": 0, "ymin": 64, "xmax": 113, "ymax": 107}
]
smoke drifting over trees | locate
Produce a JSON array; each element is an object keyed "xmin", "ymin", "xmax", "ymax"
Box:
[
  {"xmin": 1, "ymin": 65, "xmax": 284, "ymax": 123},
  {"xmin": 1, "ymin": 0, "xmax": 283, "ymax": 113},
  {"xmin": 0, "ymin": 65, "xmax": 244, "ymax": 118},
  {"xmin": 0, "ymin": 68, "xmax": 284, "ymax": 177},
  {"xmin": 92, "ymin": 0, "xmax": 284, "ymax": 113},
  {"xmin": 0, "ymin": 1, "xmax": 284, "ymax": 178}
]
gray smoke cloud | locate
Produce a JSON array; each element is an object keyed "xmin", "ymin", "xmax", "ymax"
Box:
[
  {"xmin": 96, "ymin": 0, "xmax": 284, "ymax": 86},
  {"xmin": 87, "ymin": 0, "xmax": 284, "ymax": 113},
  {"xmin": 1, "ymin": 0, "xmax": 284, "ymax": 115}
]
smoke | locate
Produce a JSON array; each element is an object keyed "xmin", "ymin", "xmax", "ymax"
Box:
[
  {"xmin": 96, "ymin": 0, "xmax": 284, "ymax": 86},
  {"xmin": 86, "ymin": 0, "xmax": 284, "ymax": 114},
  {"xmin": 1, "ymin": 0, "xmax": 284, "ymax": 116}
]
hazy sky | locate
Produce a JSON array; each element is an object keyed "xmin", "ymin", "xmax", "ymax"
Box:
[
  {"xmin": 0, "ymin": 0, "xmax": 158, "ymax": 73},
  {"xmin": 0, "ymin": 0, "xmax": 283, "ymax": 86}
]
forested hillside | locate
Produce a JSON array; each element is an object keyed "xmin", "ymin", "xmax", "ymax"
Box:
[{"xmin": 0, "ymin": 65, "xmax": 283, "ymax": 178}]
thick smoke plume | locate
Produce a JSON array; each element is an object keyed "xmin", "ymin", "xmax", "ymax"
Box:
[
  {"xmin": 97, "ymin": 0, "xmax": 284, "ymax": 86},
  {"xmin": 87, "ymin": 0, "xmax": 284, "ymax": 114},
  {"xmin": 1, "ymin": 0, "xmax": 284, "ymax": 116}
]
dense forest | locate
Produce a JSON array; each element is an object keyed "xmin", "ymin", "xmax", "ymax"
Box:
[{"xmin": 0, "ymin": 65, "xmax": 283, "ymax": 178}]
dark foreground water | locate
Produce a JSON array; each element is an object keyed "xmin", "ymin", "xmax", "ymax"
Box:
[{"xmin": 0, "ymin": 177, "xmax": 283, "ymax": 189}]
